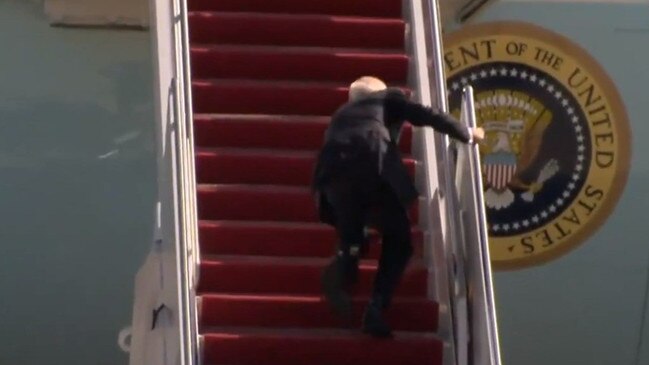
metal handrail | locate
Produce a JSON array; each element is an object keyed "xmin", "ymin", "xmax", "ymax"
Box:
[
  {"xmin": 459, "ymin": 86, "xmax": 502, "ymax": 365},
  {"xmin": 170, "ymin": 0, "xmax": 200, "ymax": 363},
  {"xmin": 415, "ymin": 1, "xmax": 501, "ymax": 364},
  {"xmin": 405, "ymin": 2, "xmax": 458, "ymax": 365},
  {"xmin": 178, "ymin": 0, "xmax": 200, "ymax": 287},
  {"xmin": 416, "ymin": 1, "xmax": 467, "ymax": 364}
]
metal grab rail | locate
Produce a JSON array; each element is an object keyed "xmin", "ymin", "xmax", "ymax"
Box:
[
  {"xmin": 145, "ymin": 0, "xmax": 199, "ymax": 362},
  {"xmin": 410, "ymin": 0, "xmax": 502, "ymax": 363},
  {"xmin": 404, "ymin": 2, "xmax": 459, "ymax": 364},
  {"xmin": 409, "ymin": 1, "xmax": 467, "ymax": 364},
  {"xmin": 422, "ymin": 3, "xmax": 472, "ymax": 364},
  {"xmin": 170, "ymin": 0, "xmax": 200, "ymax": 363},
  {"xmin": 407, "ymin": 1, "xmax": 472, "ymax": 364},
  {"xmin": 177, "ymin": 0, "xmax": 200, "ymax": 296},
  {"xmin": 455, "ymin": 86, "xmax": 502, "ymax": 365}
]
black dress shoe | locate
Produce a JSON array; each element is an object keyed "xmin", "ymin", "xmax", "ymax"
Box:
[
  {"xmin": 321, "ymin": 257, "xmax": 354, "ymax": 321},
  {"xmin": 362, "ymin": 301, "xmax": 393, "ymax": 338}
]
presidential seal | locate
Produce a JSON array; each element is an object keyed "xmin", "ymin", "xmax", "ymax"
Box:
[{"xmin": 444, "ymin": 22, "xmax": 631, "ymax": 270}]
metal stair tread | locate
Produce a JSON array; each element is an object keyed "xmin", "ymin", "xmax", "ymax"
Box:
[
  {"xmin": 200, "ymin": 254, "xmax": 426, "ymax": 268},
  {"xmin": 192, "ymin": 78, "xmax": 409, "ymax": 90},
  {"xmin": 196, "ymin": 184, "xmax": 425, "ymax": 206},
  {"xmin": 191, "ymin": 43, "xmax": 407, "ymax": 56},
  {"xmin": 196, "ymin": 184, "xmax": 425, "ymax": 203},
  {"xmin": 198, "ymin": 219, "xmax": 422, "ymax": 231},
  {"xmin": 196, "ymin": 146, "xmax": 417, "ymax": 160},
  {"xmin": 201, "ymin": 325, "xmax": 440, "ymax": 340},
  {"xmin": 199, "ymin": 292, "xmax": 433, "ymax": 304},
  {"xmin": 196, "ymin": 146, "xmax": 318, "ymax": 158},
  {"xmin": 188, "ymin": 10, "xmax": 405, "ymax": 24},
  {"xmin": 197, "ymin": 183, "xmax": 312, "ymax": 193},
  {"xmin": 199, "ymin": 219, "xmax": 329, "ymax": 229},
  {"xmin": 194, "ymin": 113, "xmax": 330, "ymax": 122}
]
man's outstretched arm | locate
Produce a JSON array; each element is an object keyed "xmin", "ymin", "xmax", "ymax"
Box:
[{"xmin": 384, "ymin": 88, "xmax": 484, "ymax": 143}]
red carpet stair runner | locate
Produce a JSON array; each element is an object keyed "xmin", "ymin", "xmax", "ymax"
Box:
[{"xmin": 189, "ymin": 0, "xmax": 443, "ymax": 363}]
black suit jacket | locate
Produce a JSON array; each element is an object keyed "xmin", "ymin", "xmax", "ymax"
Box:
[{"xmin": 312, "ymin": 88, "xmax": 471, "ymax": 224}]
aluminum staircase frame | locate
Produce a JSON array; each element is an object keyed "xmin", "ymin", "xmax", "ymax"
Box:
[{"xmin": 128, "ymin": 1, "xmax": 501, "ymax": 364}]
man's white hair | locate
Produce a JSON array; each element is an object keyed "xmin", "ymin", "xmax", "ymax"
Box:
[{"xmin": 348, "ymin": 76, "xmax": 387, "ymax": 101}]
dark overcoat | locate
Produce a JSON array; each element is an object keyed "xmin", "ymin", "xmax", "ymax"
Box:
[{"xmin": 312, "ymin": 88, "xmax": 471, "ymax": 225}]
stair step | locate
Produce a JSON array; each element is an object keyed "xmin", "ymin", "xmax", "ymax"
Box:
[
  {"xmin": 189, "ymin": 12, "xmax": 405, "ymax": 49},
  {"xmin": 195, "ymin": 147, "xmax": 416, "ymax": 186},
  {"xmin": 198, "ymin": 255, "xmax": 428, "ymax": 297},
  {"xmin": 200, "ymin": 293, "xmax": 439, "ymax": 332},
  {"xmin": 198, "ymin": 220, "xmax": 424, "ymax": 259},
  {"xmin": 192, "ymin": 79, "xmax": 350, "ymax": 115},
  {"xmin": 202, "ymin": 327, "xmax": 442, "ymax": 365},
  {"xmin": 196, "ymin": 184, "xmax": 420, "ymax": 223},
  {"xmin": 187, "ymin": 2, "xmax": 443, "ymax": 364},
  {"xmin": 188, "ymin": 0, "xmax": 403, "ymax": 18},
  {"xmin": 193, "ymin": 114, "xmax": 413, "ymax": 153},
  {"xmin": 190, "ymin": 44, "xmax": 408, "ymax": 83},
  {"xmin": 192, "ymin": 79, "xmax": 409, "ymax": 115}
]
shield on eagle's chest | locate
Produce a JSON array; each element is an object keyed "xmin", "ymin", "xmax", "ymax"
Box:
[{"xmin": 483, "ymin": 152, "xmax": 517, "ymax": 190}]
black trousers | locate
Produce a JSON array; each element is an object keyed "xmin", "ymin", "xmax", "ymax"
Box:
[{"xmin": 323, "ymin": 177, "xmax": 413, "ymax": 309}]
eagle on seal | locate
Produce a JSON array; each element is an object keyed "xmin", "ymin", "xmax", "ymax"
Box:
[{"xmin": 458, "ymin": 90, "xmax": 560, "ymax": 210}]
